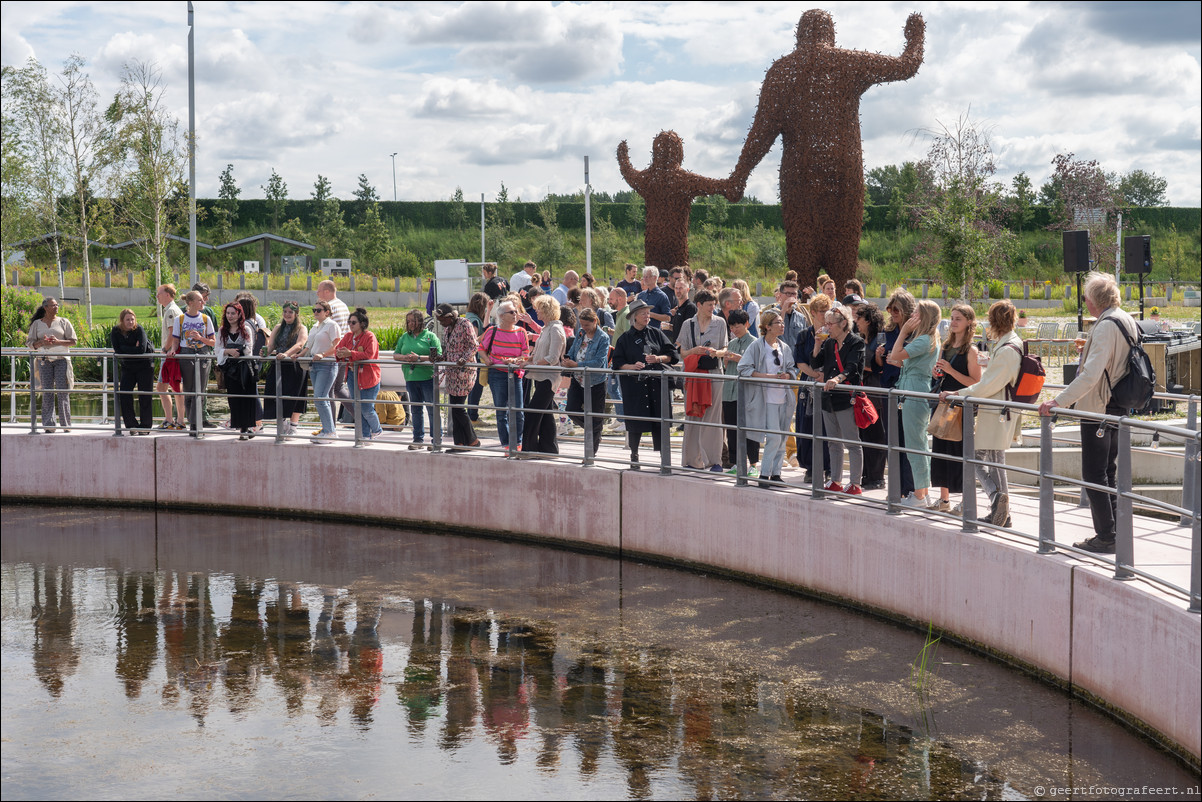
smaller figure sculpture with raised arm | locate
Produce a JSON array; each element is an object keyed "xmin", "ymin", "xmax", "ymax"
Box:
[
  {"xmin": 731, "ymin": 9, "xmax": 925, "ymax": 290},
  {"xmin": 617, "ymin": 130, "xmax": 741, "ymax": 271}
]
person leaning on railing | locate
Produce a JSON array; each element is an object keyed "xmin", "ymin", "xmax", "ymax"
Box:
[
  {"xmin": 1038, "ymin": 272, "xmax": 1138, "ymax": 555},
  {"xmin": 26, "ymin": 296, "xmax": 77, "ymax": 433},
  {"xmin": 890, "ymin": 299, "xmax": 942, "ymax": 509},
  {"xmin": 941, "ymin": 300, "xmax": 1022, "ymax": 528},
  {"xmin": 305, "ymin": 300, "xmax": 341, "ymax": 442},
  {"xmin": 216, "ymin": 301, "xmax": 258, "ymax": 440},
  {"xmin": 264, "ymin": 301, "xmax": 310, "ymax": 437},
  {"xmin": 810, "ymin": 305, "xmax": 866, "ymax": 495},
  {"xmin": 335, "ymin": 308, "xmax": 384, "ymax": 441},
  {"xmin": 110, "ymin": 308, "xmax": 155, "ymax": 434},
  {"xmin": 562, "ymin": 307, "xmax": 611, "ymax": 455},
  {"xmin": 520, "ymin": 294, "xmax": 567, "ymax": 456},
  {"xmin": 394, "ymin": 308, "xmax": 443, "ymax": 450},
  {"xmin": 171, "ymin": 290, "xmax": 216, "ymax": 431}
]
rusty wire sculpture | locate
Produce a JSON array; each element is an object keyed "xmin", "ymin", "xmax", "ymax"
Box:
[
  {"xmin": 617, "ymin": 131, "xmax": 739, "ymax": 271},
  {"xmin": 731, "ymin": 9, "xmax": 925, "ymax": 289}
]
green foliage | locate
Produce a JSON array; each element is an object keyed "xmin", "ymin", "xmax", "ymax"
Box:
[
  {"xmin": 1118, "ymin": 169, "xmax": 1168, "ymax": 208},
  {"xmin": 261, "ymin": 168, "xmax": 288, "ymax": 230},
  {"xmin": 527, "ymin": 200, "xmax": 568, "ymax": 270},
  {"xmin": 749, "ymin": 222, "xmax": 785, "ymax": 276},
  {"xmin": 1, "ymin": 285, "xmax": 43, "ymax": 347},
  {"xmin": 448, "ymin": 186, "xmax": 468, "ymax": 229},
  {"xmin": 351, "ymin": 173, "xmax": 378, "ymax": 225},
  {"xmin": 987, "ymin": 278, "xmax": 1005, "ymax": 299}
]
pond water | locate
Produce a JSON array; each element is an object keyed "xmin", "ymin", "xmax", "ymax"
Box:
[{"xmin": 1, "ymin": 505, "xmax": 1197, "ymax": 800}]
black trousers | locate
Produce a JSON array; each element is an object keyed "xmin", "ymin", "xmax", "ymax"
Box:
[
  {"xmin": 1080, "ymin": 403, "xmax": 1123, "ymax": 541},
  {"xmin": 722, "ymin": 400, "xmax": 760, "ymax": 466},
  {"xmin": 522, "ymin": 379, "xmax": 559, "ymax": 454},
  {"xmin": 448, "ymin": 394, "xmax": 477, "ymax": 445},
  {"xmin": 566, "ymin": 380, "xmax": 606, "ymax": 454},
  {"xmin": 797, "ymin": 398, "xmax": 830, "ymax": 474},
  {"xmin": 118, "ymin": 363, "xmax": 154, "ymax": 430}
]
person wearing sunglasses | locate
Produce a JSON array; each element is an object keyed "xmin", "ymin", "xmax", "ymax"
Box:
[
  {"xmin": 810, "ymin": 306, "xmax": 866, "ymax": 495},
  {"xmin": 334, "ymin": 308, "xmax": 384, "ymax": 440},
  {"xmin": 737, "ymin": 308, "xmax": 798, "ymax": 488}
]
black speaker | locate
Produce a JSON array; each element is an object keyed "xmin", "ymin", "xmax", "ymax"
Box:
[
  {"xmin": 1124, "ymin": 234, "xmax": 1152, "ymax": 274},
  {"xmin": 1063, "ymin": 230, "xmax": 1090, "ymax": 272}
]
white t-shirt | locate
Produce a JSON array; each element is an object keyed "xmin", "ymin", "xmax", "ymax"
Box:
[
  {"xmin": 172, "ymin": 311, "xmax": 215, "ymax": 350},
  {"xmin": 307, "ymin": 317, "xmax": 340, "ymax": 359},
  {"xmin": 160, "ymin": 302, "xmax": 182, "ymax": 350},
  {"xmin": 328, "ymin": 298, "xmax": 349, "ymax": 337}
]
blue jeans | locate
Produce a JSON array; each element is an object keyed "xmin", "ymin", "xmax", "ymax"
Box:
[
  {"xmin": 607, "ymin": 373, "xmax": 623, "ymax": 419},
  {"xmin": 348, "ymin": 373, "xmax": 383, "ymax": 438},
  {"xmin": 310, "ymin": 361, "xmax": 336, "ymax": 434},
  {"xmin": 488, "ymin": 370, "xmax": 524, "ymax": 447},
  {"xmin": 406, "ymin": 378, "xmax": 434, "ymax": 442}
]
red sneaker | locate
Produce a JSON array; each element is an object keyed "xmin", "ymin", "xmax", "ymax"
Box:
[
  {"xmin": 824, "ymin": 481, "xmax": 844, "ymax": 493},
  {"xmin": 844, "ymin": 484, "xmax": 863, "ymax": 496}
]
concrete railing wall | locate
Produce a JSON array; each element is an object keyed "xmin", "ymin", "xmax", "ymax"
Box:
[{"xmin": 1, "ymin": 431, "xmax": 1197, "ymax": 763}]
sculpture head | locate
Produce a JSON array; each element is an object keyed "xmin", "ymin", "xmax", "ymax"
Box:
[
  {"xmin": 651, "ymin": 130, "xmax": 684, "ymax": 169},
  {"xmin": 796, "ymin": 9, "xmax": 835, "ymax": 49}
]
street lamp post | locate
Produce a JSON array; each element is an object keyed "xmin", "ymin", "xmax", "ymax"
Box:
[
  {"xmin": 187, "ymin": 1, "xmax": 197, "ymax": 287},
  {"xmin": 390, "ymin": 152, "xmax": 398, "ymax": 202}
]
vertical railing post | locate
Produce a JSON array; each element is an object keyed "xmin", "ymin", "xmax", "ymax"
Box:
[
  {"xmin": 735, "ymin": 374, "xmax": 748, "ymax": 487},
  {"xmin": 274, "ymin": 357, "xmax": 285, "ymax": 443},
  {"xmin": 191, "ymin": 355, "xmax": 203, "ymax": 439},
  {"xmin": 811, "ymin": 383, "xmax": 825, "ymax": 499},
  {"xmin": 505, "ymin": 366, "xmax": 516, "ymax": 459},
  {"xmin": 352, "ymin": 367, "xmax": 364, "ymax": 448},
  {"xmin": 582, "ymin": 367, "xmax": 594, "ymax": 466},
  {"xmin": 29, "ymin": 354, "xmax": 38, "ymax": 434},
  {"xmin": 1114, "ymin": 419, "xmax": 1135, "ymax": 580},
  {"xmin": 886, "ymin": 387, "xmax": 900, "ymax": 514},
  {"xmin": 960, "ymin": 398, "xmax": 977, "ymax": 533},
  {"xmin": 431, "ymin": 362, "xmax": 443, "ymax": 452},
  {"xmin": 1038, "ymin": 413, "xmax": 1057, "ymax": 553},
  {"xmin": 1189, "ymin": 478, "xmax": 1200, "ymax": 614},
  {"xmin": 1181, "ymin": 397, "xmax": 1198, "ymax": 527},
  {"xmin": 113, "ymin": 354, "xmax": 124, "ymax": 437},
  {"xmin": 659, "ymin": 370, "xmax": 671, "ymax": 475},
  {"xmin": 10, "ymin": 354, "xmax": 18, "ymax": 423},
  {"xmin": 100, "ymin": 352, "xmax": 109, "ymax": 424}
]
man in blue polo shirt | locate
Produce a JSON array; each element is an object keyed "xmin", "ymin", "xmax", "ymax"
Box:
[{"xmin": 636, "ymin": 266, "xmax": 672, "ymax": 329}]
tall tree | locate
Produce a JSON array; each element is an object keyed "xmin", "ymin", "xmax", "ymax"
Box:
[
  {"xmin": 915, "ymin": 113, "xmax": 1016, "ymax": 301},
  {"xmin": 352, "ymin": 173, "xmax": 378, "ymax": 224},
  {"xmin": 106, "ymin": 60, "xmax": 186, "ymax": 292},
  {"xmin": 1118, "ymin": 169, "xmax": 1168, "ymax": 208},
  {"xmin": 865, "ymin": 164, "xmax": 902, "ymax": 206},
  {"xmin": 1009, "ymin": 171, "xmax": 1035, "ymax": 232},
  {"xmin": 7, "ymin": 59, "xmax": 67, "ymax": 296},
  {"xmin": 212, "ymin": 163, "xmax": 240, "ymax": 244},
  {"xmin": 360, "ymin": 201, "xmax": 391, "ymax": 270},
  {"xmin": 57, "ymin": 54, "xmax": 111, "ymax": 325},
  {"xmin": 312, "ymin": 174, "xmax": 332, "ymax": 204},
  {"xmin": 449, "ymin": 185, "xmax": 468, "ymax": 229},
  {"xmin": 261, "ymin": 168, "xmax": 287, "ymax": 230}
]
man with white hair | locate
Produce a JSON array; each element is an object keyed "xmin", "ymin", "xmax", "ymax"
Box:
[
  {"xmin": 637, "ymin": 266, "xmax": 672, "ymax": 329},
  {"xmin": 1039, "ymin": 271, "xmax": 1139, "ymax": 555}
]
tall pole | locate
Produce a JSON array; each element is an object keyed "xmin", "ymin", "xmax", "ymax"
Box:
[
  {"xmin": 187, "ymin": 1, "xmax": 197, "ymax": 287},
  {"xmin": 480, "ymin": 193, "xmax": 486, "ymax": 262},
  {"xmin": 583, "ymin": 156, "xmax": 592, "ymax": 275},
  {"xmin": 1115, "ymin": 211, "xmax": 1122, "ymax": 282},
  {"xmin": 390, "ymin": 152, "xmax": 397, "ymax": 202}
]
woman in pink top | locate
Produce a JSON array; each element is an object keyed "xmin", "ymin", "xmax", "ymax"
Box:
[
  {"xmin": 479, "ymin": 300, "xmax": 531, "ymax": 449},
  {"xmin": 335, "ymin": 307, "xmax": 384, "ymax": 440}
]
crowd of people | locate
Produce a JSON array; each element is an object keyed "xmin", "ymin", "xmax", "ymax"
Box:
[{"xmin": 23, "ymin": 267, "xmax": 1141, "ymax": 552}]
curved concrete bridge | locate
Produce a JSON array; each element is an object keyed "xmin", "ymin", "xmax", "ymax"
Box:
[{"xmin": 2, "ymin": 428, "xmax": 1198, "ymax": 765}]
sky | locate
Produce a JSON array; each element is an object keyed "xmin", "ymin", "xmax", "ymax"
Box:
[{"xmin": 2, "ymin": 1, "xmax": 1199, "ymax": 206}]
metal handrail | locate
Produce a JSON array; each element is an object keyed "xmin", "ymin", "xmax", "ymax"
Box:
[{"xmin": 3, "ymin": 346, "xmax": 1198, "ymax": 611}]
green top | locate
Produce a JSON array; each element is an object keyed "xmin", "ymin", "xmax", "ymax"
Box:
[
  {"xmin": 723, "ymin": 332, "xmax": 757, "ymax": 402},
  {"xmin": 897, "ymin": 333, "xmax": 940, "ymax": 393},
  {"xmin": 396, "ymin": 329, "xmax": 442, "ymax": 382}
]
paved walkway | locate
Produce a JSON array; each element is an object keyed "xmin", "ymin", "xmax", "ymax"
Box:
[{"xmin": 5, "ymin": 419, "xmax": 1195, "ymax": 612}]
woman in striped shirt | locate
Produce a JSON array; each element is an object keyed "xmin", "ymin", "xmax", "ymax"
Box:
[{"xmin": 479, "ymin": 300, "xmax": 531, "ymax": 450}]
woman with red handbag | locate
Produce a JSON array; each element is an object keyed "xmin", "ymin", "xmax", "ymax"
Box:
[{"xmin": 810, "ymin": 307, "xmax": 865, "ymax": 495}]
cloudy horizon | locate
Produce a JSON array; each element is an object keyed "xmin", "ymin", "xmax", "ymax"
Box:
[{"xmin": 3, "ymin": 1, "xmax": 1199, "ymax": 207}]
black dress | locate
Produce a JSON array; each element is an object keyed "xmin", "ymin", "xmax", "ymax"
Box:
[
  {"xmin": 612, "ymin": 325, "xmax": 679, "ymax": 450},
  {"xmin": 931, "ymin": 349, "xmax": 970, "ymax": 492}
]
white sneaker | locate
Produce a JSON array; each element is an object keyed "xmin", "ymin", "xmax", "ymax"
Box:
[
  {"xmin": 899, "ymin": 493, "xmax": 928, "ymax": 509},
  {"xmin": 951, "ymin": 502, "xmax": 963, "ymax": 515}
]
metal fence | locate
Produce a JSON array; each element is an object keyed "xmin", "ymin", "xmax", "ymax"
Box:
[{"xmin": 3, "ymin": 346, "xmax": 1199, "ymax": 612}]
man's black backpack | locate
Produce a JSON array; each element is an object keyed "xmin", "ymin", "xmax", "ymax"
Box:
[{"xmin": 1103, "ymin": 317, "xmax": 1156, "ymax": 412}]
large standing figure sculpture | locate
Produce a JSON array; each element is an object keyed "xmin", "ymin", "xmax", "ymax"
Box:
[
  {"xmin": 732, "ymin": 9, "xmax": 925, "ymax": 289},
  {"xmin": 617, "ymin": 131, "xmax": 738, "ymax": 271}
]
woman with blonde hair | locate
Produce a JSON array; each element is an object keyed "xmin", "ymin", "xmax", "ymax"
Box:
[
  {"xmin": 738, "ymin": 308, "xmax": 798, "ymax": 487},
  {"xmin": 928, "ymin": 304, "xmax": 981, "ymax": 512},
  {"xmin": 521, "ymin": 294, "xmax": 566, "ymax": 455},
  {"xmin": 480, "ymin": 299, "xmax": 531, "ymax": 450},
  {"xmin": 942, "ymin": 300, "xmax": 1021, "ymax": 527},
  {"xmin": 888, "ymin": 298, "xmax": 941, "ymax": 508},
  {"xmin": 731, "ymin": 279, "xmax": 760, "ymax": 336},
  {"xmin": 793, "ymin": 293, "xmax": 833, "ymax": 482}
]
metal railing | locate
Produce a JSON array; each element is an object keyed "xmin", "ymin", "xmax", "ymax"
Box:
[{"xmin": 3, "ymin": 346, "xmax": 1199, "ymax": 612}]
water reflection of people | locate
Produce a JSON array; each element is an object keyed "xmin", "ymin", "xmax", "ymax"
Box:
[
  {"xmin": 399, "ymin": 599, "xmax": 444, "ymax": 732},
  {"xmin": 440, "ymin": 612, "xmax": 483, "ymax": 751},
  {"xmin": 31, "ymin": 565, "xmax": 80, "ymax": 697},
  {"xmin": 219, "ymin": 576, "xmax": 269, "ymax": 714},
  {"xmin": 347, "ymin": 591, "xmax": 384, "ymax": 729},
  {"xmin": 267, "ymin": 582, "xmax": 315, "ymax": 716},
  {"xmin": 613, "ymin": 647, "xmax": 678, "ymax": 798},
  {"xmin": 159, "ymin": 571, "xmax": 219, "ymax": 725},
  {"xmin": 114, "ymin": 571, "xmax": 158, "ymax": 698}
]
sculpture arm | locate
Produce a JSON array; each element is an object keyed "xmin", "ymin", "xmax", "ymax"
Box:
[
  {"xmin": 731, "ymin": 65, "xmax": 787, "ymax": 187},
  {"xmin": 616, "ymin": 141, "xmax": 646, "ymax": 193},
  {"xmin": 844, "ymin": 13, "xmax": 925, "ymax": 86}
]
